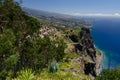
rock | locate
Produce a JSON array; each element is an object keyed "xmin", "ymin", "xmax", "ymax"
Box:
[
  {"xmin": 86, "ymin": 48, "xmax": 96, "ymax": 61},
  {"xmin": 74, "ymin": 44, "xmax": 83, "ymax": 51},
  {"xmin": 79, "ymin": 27, "xmax": 98, "ymax": 77},
  {"xmin": 81, "ymin": 27, "xmax": 90, "ymax": 33},
  {"xmin": 84, "ymin": 62, "xmax": 96, "ymax": 77},
  {"xmin": 68, "ymin": 27, "xmax": 101, "ymax": 77},
  {"xmin": 69, "ymin": 34, "xmax": 78, "ymax": 42}
]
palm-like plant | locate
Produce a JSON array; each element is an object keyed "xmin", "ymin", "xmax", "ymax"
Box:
[{"xmin": 14, "ymin": 69, "xmax": 35, "ymax": 80}]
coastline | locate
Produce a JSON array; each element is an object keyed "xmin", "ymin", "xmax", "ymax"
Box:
[
  {"xmin": 95, "ymin": 47, "xmax": 104, "ymax": 75},
  {"xmin": 90, "ymin": 25, "xmax": 103, "ymax": 75}
]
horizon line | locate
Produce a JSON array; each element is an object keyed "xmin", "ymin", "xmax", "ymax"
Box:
[{"xmin": 70, "ymin": 13, "xmax": 120, "ymax": 17}]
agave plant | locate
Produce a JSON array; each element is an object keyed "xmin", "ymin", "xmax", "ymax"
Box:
[{"xmin": 48, "ymin": 58, "xmax": 59, "ymax": 73}]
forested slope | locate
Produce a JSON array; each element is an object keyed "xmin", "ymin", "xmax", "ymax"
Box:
[{"xmin": 0, "ymin": 0, "xmax": 101, "ymax": 80}]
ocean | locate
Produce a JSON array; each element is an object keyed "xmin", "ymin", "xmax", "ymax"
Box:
[{"xmin": 88, "ymin": 17, "xmax": 120, "ymax": 69}]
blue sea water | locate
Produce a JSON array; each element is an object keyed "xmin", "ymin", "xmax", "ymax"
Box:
[{"xmin": 89, "ymin": 17, "xmax": 120, "ymax": 69}]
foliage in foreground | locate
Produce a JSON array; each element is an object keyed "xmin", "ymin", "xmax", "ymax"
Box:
[
  {"xmin": 10, "ymin": 69, "xmax": 91, "ymax": 80},
  {"xmin": 13, "ymin": 69, "xmax": 35, "ymax": 80},
  {"xmin": 95, "ymin": 68, "xmax": 120, "ymax": 80}
]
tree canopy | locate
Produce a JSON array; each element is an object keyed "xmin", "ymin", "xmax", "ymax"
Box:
[{"xmin": 0, "ymin": 0, "xmax": 66, "ymax": 79}]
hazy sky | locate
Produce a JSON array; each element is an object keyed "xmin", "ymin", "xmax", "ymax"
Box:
[{"xmin": 21, "ymin": 0, "xmax": 120, "ymax": 16}]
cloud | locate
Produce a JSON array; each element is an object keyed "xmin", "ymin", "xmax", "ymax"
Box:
[
  {"xmin": 114, "ymin": 13, "xmax": 120, "ymax": 16},
  {"xmin": 71, "ymin": 12, "xmax": 120, "ymax": 17}
]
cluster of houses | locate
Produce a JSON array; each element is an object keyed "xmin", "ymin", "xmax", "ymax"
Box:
[
  {"xmin": 26, "ymin": 26, "xmax": 58, "ymax": 39},
  {"xmin": 38, "ymin": 27, "xmax": 57, "ymax": 38}
]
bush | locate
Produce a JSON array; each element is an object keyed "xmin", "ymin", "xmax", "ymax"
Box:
[{"xmin": 95, "ymin": 68, "xmax": 120, "ymax": 80}]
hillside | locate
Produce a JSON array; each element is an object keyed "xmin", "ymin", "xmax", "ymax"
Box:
[
  {"xmin": 23, "ymin": 7, "xmax": 91, "ymax": 28},
  {"xmin": 23, "ymin": 6, "xmax": 102, "ymax": 76},
  {"xmin": 23, "ymin": 7, "xmax": 72, "ymax": 18},
  {"xmin": 0, "ymin": 0, "xmax": 101, "ymax": 80}
]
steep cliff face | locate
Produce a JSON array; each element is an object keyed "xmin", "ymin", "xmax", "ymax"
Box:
[
  {"xmin": 69, "ymin": 27, "xmax": 101, "ymax": 77},
  {"xmin": 79, "ymin": 27, "xmax": 96, "ymax": 59},
  {"xmin": 80, "ymin": 27, "xmax": 97, "ymax": 76}
]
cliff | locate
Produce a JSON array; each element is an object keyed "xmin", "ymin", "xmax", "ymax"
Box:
[
  {"xmin": 23, "ymin": 8, "xmax": 102, "ymax": 79},
  {"xmin": 79, "ymin": 27, "xmax": 102, "ymax": 77},
  {"xmin": 63, "ymin": 27, "xmax": 102, "ymax": 77}
]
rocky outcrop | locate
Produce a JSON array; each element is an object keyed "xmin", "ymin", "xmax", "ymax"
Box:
[
  {"xmin": 80, "ymin": 28, "xmax": 96, "ymax": 58},
  {"xmin": 69, "ymin": 34, "xmax": 79, "ymax": 42},
  {"xmin": 84, "ymin": 62, "xmax": 96, "ymax": 77},
  {"xmin": 80, "ymin": 27, "xmax": 97, "ymax": 77},
  {"xmin": 69, "ymin": 27, "xmax": 101, "ymax": 77}
]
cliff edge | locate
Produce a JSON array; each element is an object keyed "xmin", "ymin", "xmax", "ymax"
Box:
[{"xmin": 66, "ymin": 27, "xmax": 102, "ymax": 77}]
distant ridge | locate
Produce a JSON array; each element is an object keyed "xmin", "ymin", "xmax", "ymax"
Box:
[
  {"xmin": 22, "ymin": 7, "xmax": 90, "ymax": 28},
  {"xmin": 22, "ymin": 7, "xmax": 73, "ymax": 18}
]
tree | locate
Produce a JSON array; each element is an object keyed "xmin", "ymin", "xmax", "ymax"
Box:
[
  {"xmin": 0, "ymin": 0, "xmax": 67, "ymax": 79},
  {"xmin": 18, "ymin": 36, "xmax": 66, "ymax": 70},
  {"xmin": 0, "ymin": 29, "xmax": 17, "ymax": 79}
]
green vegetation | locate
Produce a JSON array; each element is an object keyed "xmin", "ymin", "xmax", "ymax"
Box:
[
  {"xmin": 11, "ymin": 69, "xmax": 91, "ymax": 80},
  {"xmin": 73, "ymin": 28, "xmax": 82, "ymax": 34},
  {"xmin": 95, "ymin": 68, "xmax": 120, "ymax": 80},
  {"xmin": 59, "ymin": 61, "xmax": 72, "ymax": 69},
  {"xmin": 0, "ymin": 0, "xmax": 66, "ymax": 79},
  {"xmin": 48, "ymin": 58, "xmax": 59, "ymax": 73},
  {"xmin": 13, "ymin": 69, "xmax": 35, "ymax": 80},
  {"xmin": 37, "ymin": 70, "xmax": 91, "ymax": 80},
  {"xmin": 0, "ymin": 0, "xmax": 106, "ymax": 80}
]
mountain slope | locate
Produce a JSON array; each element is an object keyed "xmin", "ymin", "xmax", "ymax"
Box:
[
  {"xmin": 23, "ymin": 7, "xmax": 102, "ymax": 77},
  {"xmin": 23, "ymin": 7, "xmax": 91, "ymax": 28},
  {"xmin": 0, "ymin": 1, "xmax": 101, "ymax": 80},
  {"xmin": 23, "ymin": 7, "xmax": 72, "ymax": 18}
]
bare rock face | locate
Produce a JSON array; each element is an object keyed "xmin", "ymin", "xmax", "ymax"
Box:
[
  {"xmin": 69, "ymin": 34, "xmax": 78, "ymax": 42},
  {"xmin": 86, "ymin": 48, "xmax": 96, "ymax": 61},
  {"xmin": 68, "ymin": 27, "xmax": 101, "ymax": 77},
  {"xmin": 80, "ymin": 27, "xmax": 97, "ymax": 77},
  {"xmin": 84, "ymin": 62, "xmax": 96, "ymax": 77},
  {"xmin": 74, "ymin": 44, "xmax": 83, "ymax": 51},
  {"xmin": 80, "ymin": 28, "xmax": 95, "ymax": 49}
]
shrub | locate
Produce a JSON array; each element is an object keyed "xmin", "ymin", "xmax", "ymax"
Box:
[{"xmin": 95, "ymin": 67, "xmax": 120, "ymax": 80}]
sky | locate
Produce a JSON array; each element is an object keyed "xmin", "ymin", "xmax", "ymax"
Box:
[{"xmin": 21, "ymin": 0, "xmax": 120, "ymax": 16}]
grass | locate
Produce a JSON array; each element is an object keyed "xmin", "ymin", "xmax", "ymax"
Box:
[
  {"xmin": 59, "ymin": 61, "xmax": 72, "ymax": 69},
  {"xmin": 74, "ymin": 63, "xmax": 81, "ymax": 69},
  {"xmin": 73, "ymin": 28, "xmax": 82, "ymax": 34},
  {"xmin": 59, "ymin": 53, "xmax": 75, "ymax": 69},
  {"xmin": 36, "ymin": 70, "xmax": 92, "ymax": 80},
  {"xmin": 10, "ymin": 68, "xmax": 92, "ymax": 80},
  {"xmin": 9, "ymin": 52, "xmax": 92, "ymax": 80}
]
